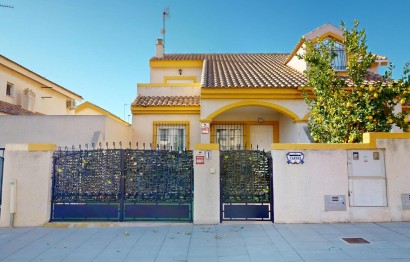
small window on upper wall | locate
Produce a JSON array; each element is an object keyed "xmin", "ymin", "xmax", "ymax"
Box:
[
  {"xmin": 6, "ymin": 82, "xmax": 14, "ymax": 96},
  {"xmin": 320, "ymin": 39, "xmax": 347, "ymax": 71}
]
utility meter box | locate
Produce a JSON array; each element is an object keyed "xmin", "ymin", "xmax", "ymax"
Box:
[
  {"xmin": 347, "ymin": 150, "xmax": 387, "ymax": 207},
  {"xmin": 402, "ymin": 194, "xmax": 410, "ymax": 210},
  {"xmin": 324, "ymin": 195, "xmax": 346, "ymax": 211}
]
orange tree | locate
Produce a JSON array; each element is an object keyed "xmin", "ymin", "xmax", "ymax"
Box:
[{"xmin": 298, "ymin": 20, "xmax": 410, "ymax": 143}]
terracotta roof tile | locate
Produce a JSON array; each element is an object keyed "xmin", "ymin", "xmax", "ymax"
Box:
[
  {"xmin": 151, "ymin": 53, "xmax": 386, "ymax": 89},
  {"xmin": 342, "ymin": 71, "xmax": 386, "ymax": 86},
  {"xmin": 132, "ymin": 96, "xmax": 200, "ymax": 107},
  {"xmin": 0, "ymin": 100, "xmax": 42, "ymax": 115},
  {"xmin": 152, "ymin": 53, "xmax": 307, "ymax": 88}
]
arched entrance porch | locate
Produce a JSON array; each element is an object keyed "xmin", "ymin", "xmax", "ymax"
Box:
[{"xmin": 201, "ymin": 101, "xmax": 306, "ymax": 151}]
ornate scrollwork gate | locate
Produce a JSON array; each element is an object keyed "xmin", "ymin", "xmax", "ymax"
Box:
[
  {"xmin": 51, "ymin": 147, "xmax": 193, "ymax": 222},
  {"xmin": 220, "ymin": 150, "xmax": 273, "ymax": 221}
]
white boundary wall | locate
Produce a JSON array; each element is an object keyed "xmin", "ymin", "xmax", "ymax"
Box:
[
  {"xmin": 0, "ymin": 144, "xmax": 55, "ymax": 227},
  {"xmin": 0, "ymin": 115, "xmax": 131, "ymax": 148},
  {"xmin": 272, "ymin": 134, "xmax": 410, "ymax": 223},
  {"xmin": 1, "ymin": 133, "xmax": 410, "ymax": 227}
]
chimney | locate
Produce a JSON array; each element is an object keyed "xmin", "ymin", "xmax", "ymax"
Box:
[{"xmin": 155, "ymin": 39, "xmax": 164, "ymax": 58}]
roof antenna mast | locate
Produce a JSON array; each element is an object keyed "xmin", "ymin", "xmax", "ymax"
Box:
[{"xmin": 161, "ymin": 7, "xmax": 170, "ymax": 50}]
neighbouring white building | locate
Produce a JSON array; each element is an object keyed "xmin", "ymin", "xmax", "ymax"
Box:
[
  {"xmin": 0, "ymin": 55, "xmax": 131, "ymax": 148},
  {"xmin": 0, "ymin": 54, "xmax": 82, "ymax": 115}
]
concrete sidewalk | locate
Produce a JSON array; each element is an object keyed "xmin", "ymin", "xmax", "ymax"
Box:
[{"xmin": 0, "ymin": 222, "xmax": 410, "ymax": 261}]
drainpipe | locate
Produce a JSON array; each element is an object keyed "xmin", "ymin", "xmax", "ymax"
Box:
[{"xmin": 9, "ymin": 179, "xmax": 17, "ymax": 228}]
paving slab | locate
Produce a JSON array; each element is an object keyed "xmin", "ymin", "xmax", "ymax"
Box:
[{"xmin": 0, "ymin": 222, "xmax": 409, "ymax": 261}]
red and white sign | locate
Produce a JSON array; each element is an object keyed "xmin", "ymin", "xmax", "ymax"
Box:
[
  {"xmin": 196, "ymin": 156, "xmax": 205, "ymax": 165},
  {"xmin": 201, "ymin": 123, "xmax": 210, "ymax": 134}
]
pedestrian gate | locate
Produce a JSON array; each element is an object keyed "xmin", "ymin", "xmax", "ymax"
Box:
[
  {"xmin": 220, "ymin": 150, "xmax": 273, "ymax": 221},
  {"xmin": 51, "ymin": 148, "xmax": 193, "ymax": 222}
]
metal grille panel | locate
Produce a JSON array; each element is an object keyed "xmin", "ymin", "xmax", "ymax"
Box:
[
  {"xmin": 51, "ymin": 148, "xmax": 193, "ymax": 222},
  {"xmin": 212, "ymin": 123, "xmax": 246, "ymax": 150},
  {"xmin": 220, "ymin": 150, "xmax": 272, "ymax": 221}
]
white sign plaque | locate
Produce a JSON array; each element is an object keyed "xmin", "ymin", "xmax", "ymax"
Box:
[{"xmin": 286, "ymin": 152, "xmax": 304, "ymax": 164}]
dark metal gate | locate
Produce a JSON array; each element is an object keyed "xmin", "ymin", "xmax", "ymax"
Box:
[
  {"xmin": 220, "ymin": 150, "xmax": 273, "ymax": 221},
  {"xmin": 51, "ymin": 147, "xmax": 193, "ymax": 222}
]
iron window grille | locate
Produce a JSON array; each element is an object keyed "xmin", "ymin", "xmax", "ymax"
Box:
[
  {"xmin": 212, "ymin": 122, "xmax": 246, "ymax": 150},
  {"xmin": 319, "ymin": 39, "xmax": 346, "ymax": 71},
  {"xmin": 153, "ymin": 121, "xmax": 190, "ymax": 150}
]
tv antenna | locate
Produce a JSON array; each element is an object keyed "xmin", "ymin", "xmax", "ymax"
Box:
[
  {"xmin": 0, "ymin": 4, "xmax": 14, "ymax": 8},
  {"xmin": 161, "ymin": 7, "xmax": 170, "ymax": 48}
]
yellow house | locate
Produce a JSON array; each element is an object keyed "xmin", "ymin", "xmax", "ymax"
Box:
[
  {"xmin": 131, "ymin": 24, "xmax": 390, "ymax": 150},
  {"xmin": 0, "ymin": 55, "xmax": 83, "ymax": 115},
  {"xmin": 76, "ymin": 101, "xmax": 130, "ymax": 126}
]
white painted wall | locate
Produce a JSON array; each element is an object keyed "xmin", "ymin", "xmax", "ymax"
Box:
[
  {"xmin": 377, "ymin": 138, "xmax": 410, "ymax": 221},
  {"xmin": 0, "ymin": 115, "xmax": 132, "ymax": 148},
  {"xmin": 213, "ymin": 106, "xmax": 280, "ymax": 121},
  {"xmin": 279, "ymin": 116, "xmax": 309, "ymax": 143},
  {"xmin": 273, "ymin": 150, "xmax": 349, "ymax": 223},
  {"xmin": 0, "ymin": 145, "xmax": 54, "ymax": 227},
  {"xmin": 286, "ymin": 46, "xmax": 307, "ymax": 73},
  {"xmin": 193, "ymin": 148, "xmax": 220, "ymax": 224},
  {"xmin": 150, "ymin": 68, "xmax": 202, "ymax": 83},
  {"xmin": 200, "ymin": 99, "xmax": 309, "ymax": 121},
  {"xmin": 137, "ymin": 85, "xmax": 201, "ymax": 96},
  {"xmin": 273, "ymin": 139, "xmax": 410, "ymax": 223}
]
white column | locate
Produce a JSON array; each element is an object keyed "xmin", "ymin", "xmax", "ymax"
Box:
[
  {"xmin": 0, "ymin": 144, "xmax": 56, "ymax": 227},
  {"xmin": 193, "ymin": 144, "xmax": 220, "ymax": 224}
]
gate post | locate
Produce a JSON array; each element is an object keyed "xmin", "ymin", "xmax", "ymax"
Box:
[
  {"xmin": 0, "ymin": 144, "xmax": 56, "ymax": 227},
  {"xmin": 193, "ymin": 144, "xmax": 220, "ymax": 224}
]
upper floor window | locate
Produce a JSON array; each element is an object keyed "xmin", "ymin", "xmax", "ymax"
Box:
[
  {"xmin": 6, "ymin": 82, "xmax": 14, "ymax": 96},
  {"xmin": 321, "ymin": 39, "xmax": 346, "ymax": 71}
]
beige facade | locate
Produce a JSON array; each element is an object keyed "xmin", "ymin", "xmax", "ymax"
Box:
[
  {"xmin": 0, "ymin": 55, "xmax": 82, "ymax": 115},
  {"xmin": 0, "ymin": 57, "xmax": 131, "ymax": 148},
  {"xmin": 131, "ymin": 24, "xmax": 391, "ymax": 150}
]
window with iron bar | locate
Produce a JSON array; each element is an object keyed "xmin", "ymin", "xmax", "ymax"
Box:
[
  {"xmin": 319, "ymin": 39, "xmax": 346, "ymax": 71},
  {"xmin": 153, "ymin": 121, "xmax": 190, "ymax": 150},
  {"xmin": 211, "ymin": 122, "xmax": 246, "ymax": 150}
]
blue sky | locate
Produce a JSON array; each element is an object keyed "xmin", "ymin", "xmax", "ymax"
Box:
[{"xmin": 1, "ymin": 0, "xmax": 410, "ymax": 121}]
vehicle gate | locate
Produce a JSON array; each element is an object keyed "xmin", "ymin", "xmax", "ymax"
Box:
[
  {"xmin": 51, "ymin": 147, "xmax": 193, "ymax": 222},
  {"xmin": 220, "ymin": 150, "xmax": 273, "ymax": 221}
]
